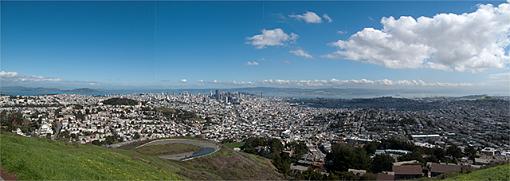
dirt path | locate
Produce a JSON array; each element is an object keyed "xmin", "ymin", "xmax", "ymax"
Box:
[{"xmin": 0, "ymin": 167, "xmax": 17, "ymax": 181}]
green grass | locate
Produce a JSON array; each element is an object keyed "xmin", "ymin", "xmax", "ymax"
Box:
[
  {"xmin": 443, "ymin": 164, "xmax": 510, "ymax": 181},
  {"xmin": 136, "ymin": 143, "xmax": 200, "ymax": 155},
  {"xmin": 174, "ymin": 147, "xmax": 283, "ymax": 180},
  {"xmin": 120, "ymin": 141, "xmax": 283, "ymax": 180},
  {"xmin": 0, "ymin": 133, "xmax": 184, "ymax": 180},
  {"xmin": 0, "ymin": 133, "xmax": 283, "ymax": 180},
  {"xmin": 223, "ymin": 142, "xmax": 244, "ymax": 149}
]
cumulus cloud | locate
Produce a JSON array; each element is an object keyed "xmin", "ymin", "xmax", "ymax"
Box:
[
  {"xmin": 323, "ymin": 14, "xmax": 333, "ymax": 23},
  {"xmin": 0, "ymin": 71, "xmax": 62, "ymax": 82},
  {"xmin": 246, "ymin": 61, "xmax": 260, "ymax": 66},
  {"xmin": 325, "ymin": 1, "xmax": 510, "ymax": 72},
  {"xmin": 290, "ymin": 49, "xmax": 313, "ymax": 59},
  {"xmin": 247, "ymin": 28, "xmax": 298, "ymax": 49},
  {"xmin": 180, "ymin": 79, "xmax": 188, "ymax": 83},
  {"xmin": 290, "ymin": 11, "xmax": 332, "ymax": 24},
  {"xmin": 290, "ymin": 11, "xmax": 322, "ymax": 23}
]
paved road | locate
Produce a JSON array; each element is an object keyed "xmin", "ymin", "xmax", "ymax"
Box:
[{"xmin": 136, "ymin": 139, "xmax": 220, "ymax": 161}]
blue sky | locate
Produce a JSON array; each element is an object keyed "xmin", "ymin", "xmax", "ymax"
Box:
[{"xmin": 1, "ymin": 1, "xmax": 509, "ymax": 92}]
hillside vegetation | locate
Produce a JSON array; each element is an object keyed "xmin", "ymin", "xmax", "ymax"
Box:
[
  {"xmin": 135, "ymin": 143, "xmax": 200, "ymax": 156},
  {"xmin": 443, "ymin": 164, "xmax": 510, "ymax": 181},
  {"xmin": 0, "ymin": 133, "xmax": 283, "ymax": 180},
  {"xmin": 173, "ymin": 147, "xmax": 283, "ymax": 180},
  {"xmin": 0, "ymin": 133, "xmax": 183, "ymax": 180},
  {"xmin": 102, "ymin": 97, "xmax": 138, "ymax": 106}
]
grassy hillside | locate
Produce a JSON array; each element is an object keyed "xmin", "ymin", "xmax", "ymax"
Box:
[
  {"xmin": 0, "ymin": 133, "xmax": 283, "ymax": 180},
  {"xmin": 135, "ymin": 143, "xmax": 200, "ymax": 156},
  {"xmin": 172, "ymin": 147, "xmax": 283, "ymax": 180},
  {"xmin": 443, "ymin": 164, "xmax": 510, "ymax": 181},
  {"xmin": 0, "ymin": 133, "xmax": 183, "ymax": 180},
  {"xmin": 121, "ymin": 140, "xmax": 283, "ymax": 180}
]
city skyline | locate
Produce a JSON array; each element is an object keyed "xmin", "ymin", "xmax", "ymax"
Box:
[{"xmin": 1, "ymin": 1, "xmax": 509, "ymax": 94}]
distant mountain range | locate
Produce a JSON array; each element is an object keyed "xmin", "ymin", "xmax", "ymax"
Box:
[{"xmin": 0, "ymin": 86, "xmax": 506, "ymax": 98}]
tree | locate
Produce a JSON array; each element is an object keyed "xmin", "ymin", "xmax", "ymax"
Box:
[
  {"xmin": 91, "ymin": 140, "xmax": 102, "ymax": 145},
  {"xmin": 0, "ymin": 111, "xmax": 34, "ymax": 133},
  {"xmin": 446, "ymin": 145, "xmax": 463, "ymax": 160},
  {"xmin": 433, "ymin": 147, "xmax": 446, "ymax": 162},
  {"xmin": 133, "ymin": 132, "xmax": 141, "ymax": 139},
  {"xmin": 326, "ymin": 144, "xmax": 370, "ymax": 172},
  {"xmin": 464, "ymin": 146, "xmax": 477, "ymax": 162},
  {"xmin": 364, "ymin": 142, "xmax": 379, "ymax": 155},
  {"xmin": 272, "ymin": 152, "xmax": 291, "ymax": 175},
  {"xmin": 353, "ymin": 148, "xmax": 371, "ymax": 170},
  {"xmin": 295, "ymin": 170, "xmax": 327, "ymax": 180},
  {"xmin": 288, "ymin": 141, "xmax": 308, "ymax": 159},
  {"xmin": 371, "ymin": 154, "xmax": 395, "ymax": 173}
]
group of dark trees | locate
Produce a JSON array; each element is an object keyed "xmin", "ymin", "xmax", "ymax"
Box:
[
  {"xmin": 0, "ymin": 111, "xmax": 39, "ymax": 134},
  {"xmin": 102, "ymin": 98, "xmax": 139, "ymax": 106},
  {"xmin": 91, "ymin": 134, "xmax": 123, "ymax": 146},
  {"xmin": 239, "ymin": 137, "xmax": 481, "ymax": 180},
  {"xmin": 157, "ymin": 107, "xmax": 200, "ymax": 122},
  {"xmin": 323, "ymin": 142, "xmax": 391, "ymax": 180},
  {"xmin": 241, "ymin": 137, "xmax": 308, "ymax": 175},
  {"xmin": 326, "ymin": 144, "xmax": 371, "ymax": 172},
  {"xmin": 320, "ymin": 138, "xmax": 478, "ymax": 180}
]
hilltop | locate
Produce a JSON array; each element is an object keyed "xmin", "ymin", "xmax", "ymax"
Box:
[{"xmin": 0, "ymin": 133, "xmax": 283, "ymax": 180}]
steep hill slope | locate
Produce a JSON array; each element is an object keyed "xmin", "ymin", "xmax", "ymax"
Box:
[
  {"xmin": 0, "ymin": 133, "xmax": 283, "ymax": 180},
  {"xmin": 0, "ymin": 133, "xmax": 184, "ymax": 180}
]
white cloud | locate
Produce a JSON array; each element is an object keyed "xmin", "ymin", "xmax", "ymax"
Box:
[
  {"xmin": 325, "ymin": 1, "xmax": 510, "ymax": 72},
  {"xmin": 247, "ymin": 28, "xmax": 298, "ymax": 49},
  {"xmin": 260, "ymin": 79, "xmax": 473, "ymax": 88},
  {"xmin": 323, "ymin": 14, "xmax": 333, "ymax": 23},
  {"xmin": 180, "ymin": 79, "xmax": 188, "ymax": 83},
  {"xmin": 289, "ymin": 11, "xmax": 332, "ymax": 24},
  {"xmin": 246, "ymin": 61, "xmax": 259, "ymax": 66},
  {"xmin": 290, "ymin": 49, "xmax": 313, "ymax": 59},
  {"xmin": 0, "ymin": 71, "xmax": 62, "ymax": 82},
  {"xmin": 290, "ymin": 11, "xmax": 323, "ymax": 23},
  {"xmin": 0, "ymin": 71, "xmax": 18, "ymax": 78},
  {"xmin": 195, "ymin": 78, "xmax": 472, "ymax": 88},
  {"xmin": 201, "ymin": 80, "xmax": 255, "ymax": 86}
]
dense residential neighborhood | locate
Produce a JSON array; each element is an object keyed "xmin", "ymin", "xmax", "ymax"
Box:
[{"xmin": 0, "ymin": 91, "xmax": 508, "ymax": 180}]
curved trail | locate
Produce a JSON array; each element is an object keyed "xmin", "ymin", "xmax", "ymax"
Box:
[{"xmin": 136, "ymin": 139, "xmax": 220, "ymax": 161}]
